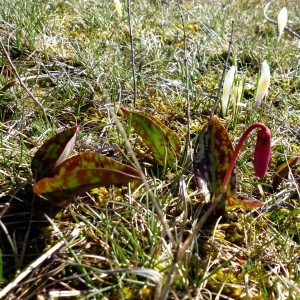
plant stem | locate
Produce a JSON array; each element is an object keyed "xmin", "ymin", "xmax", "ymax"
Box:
[
  {"xmin": 126, "ymin": 0, "xmax": 137, "ymax": 107},
  {"xmin": 210, "ymin": 20, "xmax": 234, "ymax": 118}
]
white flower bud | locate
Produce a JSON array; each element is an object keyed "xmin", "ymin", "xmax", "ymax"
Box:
[
  {"xmin": 277, "ymin": 7, "xmax": 288, "ymax": 40},
  {"xmin": 222, "ymin": 65, "xmax": 235, "ymax": 117},
  {"xmin": 254, "ymin": 61, "xmax": 270, "ymax": 110}
]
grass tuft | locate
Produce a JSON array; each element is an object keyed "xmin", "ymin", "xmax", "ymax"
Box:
[{"xmin": 0, "ymin": 0, "xmax": 299, "ymax": 299}]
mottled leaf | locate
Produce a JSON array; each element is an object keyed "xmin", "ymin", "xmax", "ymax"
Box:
[
  {"xmin": 33, "ymin": 168, "xmax": 142, "ymax": 206},
  {"xmin": 272, "ymin": 156, "xmax": 300, "ymax": 189},
  {"xmin": 31, "ymin": 126, "xmax": 79, "ymax": 180},
  {"xmin": 193, "ymin": 115, "xmax": 236, "ymax": 201},
  {"xmin": 120, "ymin": 107, "xmax": 181, "ymax": 168},
  {"xmin": 53, "ymin": 152, "xmax": 140, "ymax": 178},
  {"xmin": 225, "ymin": 193, "xmax": 264, "ymax": 211}
]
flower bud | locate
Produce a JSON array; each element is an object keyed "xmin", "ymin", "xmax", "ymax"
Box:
[
  {"xmin": 254, "ymin": 61, "xmax": 270, "ymax": 110},
  {"xmin": 114, "ymin": 0, "xmax": 122, "ymax": 19},
  {"xmin": 277, "ymin": 7, "xmax": 288, "ymax": 40},
  {"xmin": 222, "ymin": 65, "xmax": 235, "ymax": 117}
]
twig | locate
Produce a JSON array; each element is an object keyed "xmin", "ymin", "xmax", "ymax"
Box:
[
  {"xmin": 126, "ymin": 0, "xmax": 137, "ymax": 107},
  {"xmin": 179, "ymin": 4, "xmax": 192, "ymax": 162},
  {"xmin": 264, "ymin": 1, "xmax": 300, "ymax": 39},
  {"xmin": 0, "ymin": 38, "xmax": 49, "ymax": 123},
  {"xmin": 210, "ymin": 21, "xmax": 234, "ymax": 119}
]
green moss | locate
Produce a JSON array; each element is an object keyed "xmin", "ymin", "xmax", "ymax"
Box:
[
  {"xmin": 207, "ymin": 269, "xmax": 243, "ymax": 297},
  {"xmin": 218, "ymin": 223, "xmax": 245, "ymax": 245}
]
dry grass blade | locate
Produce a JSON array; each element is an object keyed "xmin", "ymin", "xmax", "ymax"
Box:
[
  {"xmin": 0, "ymin": 1, "xmax": 299, "ymax": 298},
  {"xmin": 264, "ymin": 1, "xmax": 300, "ymax": 39}
]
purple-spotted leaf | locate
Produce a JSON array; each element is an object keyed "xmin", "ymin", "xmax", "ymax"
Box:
[
  {"xmin": 120, "ymin": 107, "xmax": 181, "ymax": 168},
  {"xmin": 53, "ymin": 152, "xmax": 140, "ymax": 178},
  {"xmin": 272, "ymin": 155, "xmax": 300, "ymax": 189},
  {"xmin": 225, "ymin": 193, "xmax": 264, "ymax": 211},
  {"xmin": 33, "ymin": 168, "xmax": 142, "ymax": 206},
  {"xmin": 31, "ymin": 126, "xmax": 79, "ymax": 180},
  {"xmin": 194, "ymin": 115, "xmax": 236, "ymax": 201}
]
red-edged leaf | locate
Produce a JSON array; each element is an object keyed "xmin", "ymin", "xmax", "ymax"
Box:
[
  {"xmin": 272, "ymin": 155, "xmax": 300, "ymax": 189},
  {"xmin": 120, "ymin": 107, "xmax": 181, "ymax": 168},
  {"xmin": 31, "ymin": 126, "xmax": 79, "ymax": 180},
  {"xmin": 53, "ymin": 152, "xmax": 140, "ymax": 178},
  {"xmin": 193, "ymin": 115, "xmax": 236, "ymax": 200},
  {"xmin": 33, "ymin": 168, "xmax": 142, "ymax": 206},
  {"xmin": 225, "ymin": 193, "xmax": 264, "ymax": 211}
]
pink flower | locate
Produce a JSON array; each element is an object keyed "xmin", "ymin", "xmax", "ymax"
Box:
[
  {"xmin": 220, "ymin": 122, "xmax": 271, "ymax": 192},
  {"xmin": 254, "ymin": 126, "xmax": 271, "ymax": 178}
]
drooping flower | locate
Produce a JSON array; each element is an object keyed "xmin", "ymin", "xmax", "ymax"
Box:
[
  {"xmin": 222, "ymin": 65, "xmax": 236, "ymax": 117},
  {"xmin": 277, "ymin": 7, "xmax": 288, "ymax": 40},
  {"xmin": 253, "ymin": 61, "xmax": 270, "ymax": 110},
  {"xmin": 254, "ymin": 126, "xmax": 271, "ymax": 178},
  {"xmin": 220, "ymin": 122, "xmax": 271, "ymax": 192}
]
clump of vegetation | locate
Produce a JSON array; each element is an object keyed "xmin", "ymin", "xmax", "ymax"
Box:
[
  {"xmin": 0, "ymin": 0, "xmax": 299, "ymax": 299},
  {"xmin": 31, "ymin": 125, "xmax": 141, "ymax": 207}
]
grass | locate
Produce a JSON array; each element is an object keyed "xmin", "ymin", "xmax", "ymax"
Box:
[{"xmin": 0, "ymin": 0, "xmax": 299, "ymax": 299}]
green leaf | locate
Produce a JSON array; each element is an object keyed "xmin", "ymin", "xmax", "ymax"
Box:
[
  {"xmin": 33, "ymin": 168, "xmax": 142, "ymax": 207},
  {"xmin": 53, "ymin": 152, "xmax": 140, "ymax": 178},
  {"xmin": 31, "ymin": 126, "xmax": 79, "ymax": 180},
  {"xmin": 194, "ymin": 115, "xmax": 236, "ymax": 201},
  {"xmin": 120, "ymin": 107, "xmax": 181, "ymax": 168},
  {"xmin": 272, "ymin": 155, "xmax": 299, "ymax": 189}
]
